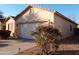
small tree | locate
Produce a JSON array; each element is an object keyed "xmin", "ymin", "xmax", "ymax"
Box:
[{"xmin": 31, "ymin": 25, "xmax": 61, "ymax": 55}]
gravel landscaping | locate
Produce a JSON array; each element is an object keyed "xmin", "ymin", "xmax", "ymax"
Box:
[{"xmin": 19, "ymin": 35, "xmax": 79, "ymax": 55}]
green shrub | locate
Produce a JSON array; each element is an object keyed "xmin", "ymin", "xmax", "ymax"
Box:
[{"xmin": 31, "ymin": 25, "xmax": 61, "ymax": 55}]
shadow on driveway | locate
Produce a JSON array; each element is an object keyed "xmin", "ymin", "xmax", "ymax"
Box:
[
  {"xmin": 17, "ymin": 38, "xmax": 35, "ymax": 43},
  {"xmin": 0, "ymin": 44, "xmax": 9, "ymax": 47}
]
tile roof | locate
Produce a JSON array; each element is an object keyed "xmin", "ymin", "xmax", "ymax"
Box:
[{"xmin": 15, "ymin": 5, "xmax": 77, "ymax": 25}]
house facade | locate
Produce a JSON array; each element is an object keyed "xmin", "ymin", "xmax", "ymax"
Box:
[
  {"xmin": 0, "ymin": 21, "xmax": 2, "ymax": 30},
  {"xmin": 0, "ymin": 16, "xmax": 6, "ymax": 30},
  {"xmin": 15, "ymin": 5, "xmax": 77, "ymax": 39},
  {"xmin": 54, "ymin": 12, "xmax": 77, "ymax": 39},
  {"xmin": 6, "ymin": 16, "xmax": 15, "ymax": 37}
]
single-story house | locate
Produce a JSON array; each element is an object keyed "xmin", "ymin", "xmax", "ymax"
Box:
[
  {"xmin": 15, "ymin": 5, "xmax": 77, "ymax": 39},
  {"xmin": 0, "ymin": 21, "xmax": 2, "ymax": 30},
  {"xmin": 6, "ymin": 16, "xmax": 16, "ymax": 37},
  {"xmin": 77, "ymin": 24, "xmax": 79, "ymax": 28},
  {"xmin": 0, "ymin": 15, "xmax": 5, "ymax": 30}
]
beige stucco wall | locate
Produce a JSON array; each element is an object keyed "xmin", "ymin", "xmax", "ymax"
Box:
[
  {"xmin": 16, "ymin": 7, "xmax": 54, "ymax": 25},
  {"xmin": 16, "ymin": 6, "xmax": 77, "ymax": 39},
  {"xmin": 6, "ymin": 17, "xmax": 15, "ymax": 37},
  {"xmin": 0, "ymin": 22, "xmax": 2, "ymax": 30},
  {"xmin": 16, "ymin": 7, "xmax": 55, "ymax": 39},
  {"xmin": 77, "ymin": 25, "xmax": 79, "ymax": 28},
  {"xmin": 54, "ymin": 14, "xmax": 77, "ymax": 39}
]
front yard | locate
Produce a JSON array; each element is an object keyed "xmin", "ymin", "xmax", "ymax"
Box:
[
  {"xmin": 0, "ymin": 35, "xmax": 79, "ymax": 55},
  {"xmin": 19, "ymin": 35, "xmax": 79, "ymax": 55}
]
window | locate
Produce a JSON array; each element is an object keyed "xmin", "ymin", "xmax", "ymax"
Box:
[
  {"xmin": 70, "ymin": 25, "xmax": 73, "ymax": 32},
  {"xmin": 8, "ymin": 23, "xmax": 13, "ymax": 31}
]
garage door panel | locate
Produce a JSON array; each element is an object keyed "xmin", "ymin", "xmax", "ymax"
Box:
[{"xmin": 20, "ymin": 24, "xmax": 37, "ymax": 39}]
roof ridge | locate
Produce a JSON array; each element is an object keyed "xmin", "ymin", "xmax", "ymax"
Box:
[
  {"xmin": 15, "ymin": 5, "xmax": 77, "ymax": 25},
  {"xmin": 15, "ymin": 4, "xmax": 55, "ymax": 19},
  {"xmin": 30, "ymin": 5, "xmax": 55, "ymax": 13}
]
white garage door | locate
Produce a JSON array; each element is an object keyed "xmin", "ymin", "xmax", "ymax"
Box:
[{"xmin": 20, "ymin": 23, "xmax": 37, "ymax": 39}]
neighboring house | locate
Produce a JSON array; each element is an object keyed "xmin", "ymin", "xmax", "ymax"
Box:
[
  {"xmin": 0, "ymin": 21, "xmax": 2, "ymax": 30},
  {"xmin": 15, "ymin": 5, "xmax": 77, "ymax": 39},
  {"xmin": 77, "ymin": 24, "xmax": 79, "ymax": 28},
  {"xmin": 6, "ymin": 16, "xmax": 16, "ymax": 37},
  {"xmin": 0, "ymin": 15, "xmax": 5, "ymax": 30}
]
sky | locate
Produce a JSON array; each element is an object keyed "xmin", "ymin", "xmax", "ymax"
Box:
[{"xmin": 0, "ymin": 4, "xmax": 79, "ymax": 23}]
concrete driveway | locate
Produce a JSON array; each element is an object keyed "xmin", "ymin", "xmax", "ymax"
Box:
[{"xmin": 0, "ymin": 39, "xmax": 36, "ymax": 55}]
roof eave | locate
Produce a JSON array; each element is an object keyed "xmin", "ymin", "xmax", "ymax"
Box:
[
  {"xmin": 54, "ymin": 11, "xmax": 77, "ymax": 25},
  {"xmin": 15, "ymin": 5, "xmax": 33, "ymax": 20}
]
